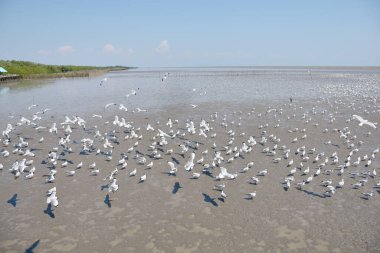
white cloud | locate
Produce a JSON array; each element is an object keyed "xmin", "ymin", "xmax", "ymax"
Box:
[
  {"xmin": 36, "ymin": 49, "xmax": 52, "ymax": 55},
  {"xmin": 103, "ymin": 43, "xmax": 123, "ymax": 53},
  {"xmin": 58, "ymin": 45, "xmax": 74, "ymax": 55},
  {"xmin": 156, "ymin": 40, "xmax": 169, "ymax": 54}
]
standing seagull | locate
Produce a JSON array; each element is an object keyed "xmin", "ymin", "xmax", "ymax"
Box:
[{"xmin": 140, "ymin": 174, "xmax": 147, "ymax": 182}]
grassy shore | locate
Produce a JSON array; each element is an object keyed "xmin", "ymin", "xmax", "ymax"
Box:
[{"xmin": 0, "ymin": 60, "xmax": 131, "ymax": 79}]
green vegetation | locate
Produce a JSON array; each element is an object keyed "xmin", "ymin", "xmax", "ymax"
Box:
[{"xmin": 0, "ymin": 60, "xmax": 130, "ymax": 78}]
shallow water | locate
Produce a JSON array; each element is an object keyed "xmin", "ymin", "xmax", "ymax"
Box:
[
  {"xmin": 1, "ymin": 67, "xmax": 380, "ymax": 253},
  {"xmin": 0, "ymin": 67, "xmax": 379, "ymax": 127}
]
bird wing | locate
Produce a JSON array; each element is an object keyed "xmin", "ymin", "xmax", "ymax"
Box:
[
  {"xmin": 364, "ymin": 121, "xmax": 377, "ymax": 129},
  {"xmin": 352, "ymin": 115, "xmax": 363, "ymax": 123}
]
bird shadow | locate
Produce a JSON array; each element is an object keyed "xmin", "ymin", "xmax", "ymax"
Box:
[
  {"xmin": 202, "ymin": 171, "xmax": 214, "ymax": 178},
  {"xmin": 283, "ymin": 187, "xmax": 289, "ymax": 192},
  {"xmin": 7, "ymin": 193, "xmax": 18, "ymax": 207},
  {"xmin": 171, "ymin": 157, "xmax": 180, "ymax": 165},
  {"xmin": 104, "ymin": 194, "xmax": 112, "ymax": 208},
  {"xmin": 202, "ymin": 193, "xmax": 218, "ymax": 207},
  {"xmin": 161, "ymin": 172, "xmax": 176, "ymax": 177},
  {"xmin": 297, "ymin": 188, "xmax": 325, "ymax": 198},
  {"xmin": 24, "ymin": 239, "xmax": 40, "ymax": 253},
  {"xmin": 172, "ymin": 182, "xmax": 182, "ymax": 194},
  {"xmin": 100, "ymin": 184, "xmax": 109, "ymax": 191},
  {"xmin": 218, "ymin": 197, "xmax": 225, "ymax": 202},
  {"xmin": 175, "ymin": 153, "xmax": 185, "ymax": 158},
  {"xmin": 43, "ymin": 203, "xmax": 55, "ymax": 218}
]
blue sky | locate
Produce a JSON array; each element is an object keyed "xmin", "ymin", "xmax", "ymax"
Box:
[{"xmin": 0, "ymin": 0, "xmax": 379, "ymax": 67}]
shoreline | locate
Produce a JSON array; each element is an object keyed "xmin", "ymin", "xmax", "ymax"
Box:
[{"xmin": 0, "ymin": 68, "xmax": 130, "ymax": 83}]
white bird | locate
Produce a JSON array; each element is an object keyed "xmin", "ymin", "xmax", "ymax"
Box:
[
  {"xmin": 65, "ymin": 170, "xmax": 75, "ymax": 176},
  {"xmin": 352, "ymin": 115, "xmax": 377, "ymax": 129},
  {"xmin": 302, "ymin": 167, "xmax": 310, "ymax": 175},
  {"xmin": 251, "ymin": 176, "xmax": 260, "ymax": 184},
  {"xmin": 100, "ymin": 77, "xmax": 107, "ymax": 86},
  {"xmin": 213, "ymin": 183, "xmax": 225, "ymax": 191},
  {"xmin": 168, "ymin": 162, "xmax": 178, "ymax": 175},
  {"xmin": 76, "ymin": 161, "xmax": 83, "ymax": 169},
  {"xmin": 337, "ymin": 179, "xmax": 344, "ymax": 188},
  {"xmin": 27, "ymin": 104, "xmax": 38, "ymax": 110},
  {"xmin": 108, "ymin": 179, "xmax": 119, "ymax": 193},
  {"xmin": 221, "ymin": 190, "xmax": 227, "ymax": 198},
  {"xmin": 192, "ymin": 172, "xmax": 200, "ymax": 179},
  {"xmin": 47, "ymin": 191, "xmax": 58, "ymax": 207},
  {"xmin": 257, "ymin": 169, "xmax": 267, "ymax": 176},
  {"xmin": 146, "ymin": 161, "xmax": 153, "ymax": 169},
  {"xmin": 105, "ymin": 102, "xmax": 117, "ymax": 109},
  {"xmin": 129, "ymin": 168, "xmax": 137, "ymax": 176},
  {"xmin": 289, "ymin": 168, "xmax": 297, "ymax": 176},
  {"xmin": 246, "ymin": 192, "xmax": 257, "ymax": 199},
  {"xmin": 362, "ymin": 192, "xmax": 374, "ymax": 199},
  {"xmin": 125, "ymin": 89, "xmax": 137, "ymax": 97},
  {"xmin": 47, "ymin": 187, "xmax": 56, "ymax": 196},
  {"xmin": 25, "ymin": 171, "xmax": 34, "ymax": 179},
  {"xmin": 140, "ymin": 174, "xmax": 146, "ymax": 182},
  {"xmin": 184, "ymin": 152, "xmax": 195, "ymax": 171},
  {"xmin": 90, "ymin": 169, "xmax": 100, "ymax": 176}
]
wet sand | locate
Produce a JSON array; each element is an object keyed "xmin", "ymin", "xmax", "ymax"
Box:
[{"xmin": 0, "ymin": 97, "xmax": 379, "ymax": 253}]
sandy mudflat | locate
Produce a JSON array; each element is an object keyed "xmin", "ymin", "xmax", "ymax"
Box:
[{"xmin": 0, "ymin": 97, "xmax": 379, "ymax": 253}]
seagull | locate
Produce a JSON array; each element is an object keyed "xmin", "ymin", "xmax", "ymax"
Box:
[
  {"xmin": 129, "ymin": 169, "xmax": 137, "ymax": 176},
  {"xmin": 257, "ymin": 169, "xmax": 268, "ymax": 176},
  {"xmin": 190, "ymin": 104, "xmax": 198, "ymax": 108},
  {"xmin": 105, "ymin": 103, "xmax": 117, "ymax": 109},
  {"xmin": 47, "ymin": 187, "xmax": 56, "ymax": 196},
  {"xmin": 146, "ymin": 161, "xmax": 153, "ymax": 169},
  {"xmin": 134, "ymin": 108, "xmax": 147, "ymax": 113},
  {"xmin": 76, "ymin": 162, "xmax": 83, "ymax": 169},
  {"xmin": 213, "ymin": 183, "xmax": 225, "ymax": 191},
  {"xmin": 108, "ymin": 179, "xmax": 119, "ymax": 193},
  {"xmin": 90, "ymin": 169, "xmax": 100, "ymax": 176},
  {"xmin": 27, "ymin": 104, "xmax": 39, "ymax": 110},
  {"xmin": 352, "ymin": 115, "xmax": 377, "ymax": 129},
  {"xmin": 100, "ymin": 77, "xmax": 107, "ymax": 86},
  {"xmin": 25, "ymin": 171, "xmax": 34, "ymax": 179},
  {"xmin": 47, "ymin": 191, "xmax": 59, "ymax": 207},
  {"xmin": 362, "ymin": 192, "xmax": 374, "ymax": 199},
  {"xmin": 246, "ymin": 192, "xmax": 257, "ymax": 199},
  {"xmin": 65, "ymin": 170, "xmax": 75, "ymax": 176},
  {"xmin": 119, "ymin": 104, "xmax": 128, "ymax": 111},
  {"xmin": 337, "ymin": 178, "xmax": 344, "ymax": 188},
  {"xmin": 125, "ymin": 89, "xmax": 137, "ymax": 97},
  {"xmin": 192, "ymin": 172, "xmax": 200, "ymax": 179},
  {"xmin": 140, "ymin": 174, "xmax": 146, "ymax": 182},
  {"xmin": 184, "ymin": 152, "xmax": 195, "ymax": 171},
  {"xmin": 168, "ymin": 162, "xmax": 178, "ymax": 175}
]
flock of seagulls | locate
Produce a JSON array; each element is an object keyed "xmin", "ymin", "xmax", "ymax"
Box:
[{"xmin": 1, "ymin": 75, "xmax": 379, "ymax": 217}]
